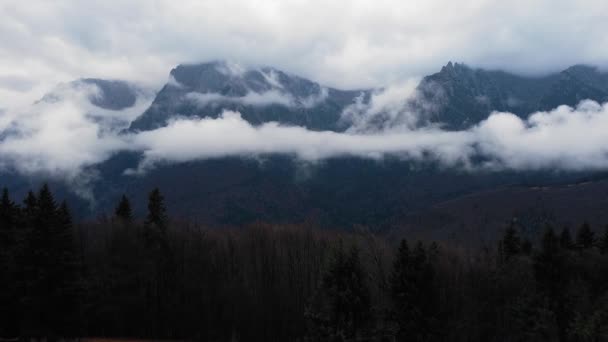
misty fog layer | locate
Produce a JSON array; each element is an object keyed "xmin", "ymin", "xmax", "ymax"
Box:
[
  {"xmin": 0, "ymin": 83, "xmax": 153, "ymax": 178},
  {"xmin": 1, "ymin": 82, "xmax": 608, "ymax": 185}
]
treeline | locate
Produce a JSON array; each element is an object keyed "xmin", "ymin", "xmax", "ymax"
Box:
[{"xmin": 1, "ymin": 185, "xmax": 608, "ymax": 341}]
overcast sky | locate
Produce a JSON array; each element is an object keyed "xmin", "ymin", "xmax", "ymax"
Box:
[{"xmin": 2, "ymin": 0, "xmax": 608, "ymax": 107}]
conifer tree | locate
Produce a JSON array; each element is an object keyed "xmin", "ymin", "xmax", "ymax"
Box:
[
  {"xmin": 537, "ymin": 226, "xmax": 575, "ymax": 342},
  {"xmin": 599, "ymin": 225, "xmax": 608, "ymax": 254},
  {"xmin": 21, "ymin": 184, "xmax": 57, "ymax": 337},
  {"xmin": 576, "ymin": 222, "xmax": 595, "ymax": 249},
  {"xmin": 521, "ymin": 238, "xmax": 533, "ymax": 255},
  {"xmin": 57, "ymin": 201, "xmax": 72, "ymax": 228},
  {"xmin": 540, "ymin": 226, "xmax": 560, "ymax": 258},
  {"xmin": 36, "ymin": 184, "xmax": 57, "ymax": 233},
  {"xmin": 22, "ymin": 190, "xmax": 38, "ymax": 220},
  {"xmin": 0, "ymin": 187, "xmax": 17, "ymax": 252},
  {"xmin": 0, "ymin": 187, "xmax": 16, "ymax": 231},
  {"xmin": 115, "ymin": 194, "xmax": 133, "ymax": 223},
  {"xmin": 413, "ymin": 241, "xmax": 436, "ymax": 340},
  {"xmin": 54, "ymin": 200, "xmax": 80, "ymax": 336},
  {"xmin": 0, "ymin": 188, "xmax": 19, "ymax": 337},
  {"xmin": 143, "ymin": 188, "xmax": 172, "ymax": 337},
  {"xmin": 21, "ymin": 185, "xmax": 81, "ymax": 338},
  {"xmin": 311, "ymin": 242, "xmax": 372, "ymax": 340},
  {"xmin": 390, "ymin": 239, "xmax": 413, "ymax": 340},
  {"xmin": 560, "ymin": 227, "xmax": 574, "ymax": 250},
  {"xmin": 146, "ymin": 188, "xmax": 168, "ymax": 232},
  {"xmin": 390, "ymin": 240, "xmax": 436, "ymax": 341},
  {"xmin": 534, "ymin": 226, "xmax": 565, "ymax": 314},
  {"xmin": 501, "ymin": 226, "xmax": 521, "ymax": 261}
]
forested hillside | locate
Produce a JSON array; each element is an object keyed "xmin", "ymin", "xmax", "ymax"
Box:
[{"xmin": 1, "ymin": 185, "xmax": 608, "ymax": 341}]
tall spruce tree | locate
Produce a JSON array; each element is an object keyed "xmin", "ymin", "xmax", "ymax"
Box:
[
  {"xmin": 22, "ymin": 190, "xmax": 37, "ymax": 219},
  {"xmin": 0, "ymin": 187, "xmax": 17, "ymax": 252},
  {"xmin": 0, "ymin": 188, "xmax": 19, "ymax": 337},
  {"xmin": 143, "ymin": 188, "xmax": 172, "ymax": 337},
  {"xmin": 535, "ymin": 226, "xmax": 570, "ymax": 341},
  {"xmin": 560, "ymin": 227, "xmax": 574, "ymax": 250},
  {"xmin": 0, "ymin": 187, "xmax": 16, "ymax": 232},
  {"xmin": 54, "ymin": 200, "xmax": 80, "ymax": 336},
  {"xmin": 114, "ymin": 194, "xmax": 133, "ymax": 223},
  {"xmin": 146, "ymin": 188, "xmax": 167, "ymax": 232},
  {"xmin": 390, "ymin": 240, "xmax": 437, "ymax": 341},
  {"xmin": 21, "ymin": 184, "xmax": 58, "ymax": 337},
  {"xmin": 20, "ymin": 185, "xmax": 80, "ymax": 338},
  {"xmin": 311, "ymin": 242, "xmax": 372, "ymax": 340},
  {"xmin": 599, "ymin": 225, "xmax": 608, "ymax": 254},
  {"xmin": 576, "ymin": 222, "xmax": 595, "ymax": 249},
  {"xmin": 501, "ymin": 226, "xmax": 521, "ymax": 262},
  {"xmin": 390, "ymin": 239, "xmax": 414, "ymax": 340},
  {"xmin": 535, "ymin": 226, "xmax": 561, "ymax": 295}
]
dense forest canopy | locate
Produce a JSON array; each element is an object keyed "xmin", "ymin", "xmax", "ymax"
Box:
[{"xmin": 1, "ymin": 185, "xmax": 608, "ymax": 341}]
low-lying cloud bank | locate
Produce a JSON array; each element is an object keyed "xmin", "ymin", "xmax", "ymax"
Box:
[
  {"xmin": 128, "ymin": 111, "xmax": 472, "ymax": 174},
  {"xmin": 1, "ymin": 81, "xmax": 608, "ymax": 200},
  {"xmin": 474, "ymin": 100, "xmax": 608, "ymax": 170},
  {"xmin": 129, "ymin": 100, "xmax": 608, "ymax": 173}
]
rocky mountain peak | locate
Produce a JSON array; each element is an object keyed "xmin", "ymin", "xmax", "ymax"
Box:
[
  {"xmin": 128, "ymin": 61, "xmax": 365, "ymax": 132},
  {"xmin": 168, "ymin": 61, "xmax": 325, "ymax": 99}
]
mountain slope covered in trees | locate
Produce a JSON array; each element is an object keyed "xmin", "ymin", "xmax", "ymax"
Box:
[{"xmin": 2, "ymin": 185, "xmax": 608, "ymax": 341}]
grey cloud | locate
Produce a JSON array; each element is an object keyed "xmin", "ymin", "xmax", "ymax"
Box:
[{"xmin": 2, "ymin": 0, "xmax": 608, "ymax": 109}]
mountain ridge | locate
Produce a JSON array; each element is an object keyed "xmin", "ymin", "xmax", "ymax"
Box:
[
  {"xmin": 126, "ymin": 60, "xmax": 608, "ymax": 133},
  {"xmin": 3, "ymin": 60, "xmax": 608, "ymax": 230},
  {"xmin": 128, "ymin": 61, "xmax": 370, "ymax": 132}
]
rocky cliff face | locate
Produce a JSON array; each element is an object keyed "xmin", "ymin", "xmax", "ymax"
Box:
[
  {"xmin": 416, "ymin": 62, "xmax": 608, "ymax": 129},
  {"xmin": 128, "ymin": 61, "xmax": 368, "ymax": 132},
  {"xmin": 128, "ymin": 61, "xmax": 608, "ymax": 133}
]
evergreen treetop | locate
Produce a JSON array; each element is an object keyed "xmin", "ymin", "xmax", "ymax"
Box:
[
  {"xmin": 576, "ymin": 222, "xmax": 595, "ymax": 249},
  {"xmin": 146, "ymin": 188, "xmax": 167, "ymax": 230},
  {"xmin": 115, "ymin": 194, "xmax": 133, "ymax": 223}
]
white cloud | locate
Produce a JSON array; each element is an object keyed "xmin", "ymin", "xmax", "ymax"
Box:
[
  {"xmin": 261, "ymin": 70, "xmax": 284, "ymax": 89},
  {"xmin": 300, "ymin": 87, "xmax": 329, "ymax": 109},
  {"xmin": 474, "ymin": 100, "xmax": 608, "ymax": 170},
  {"xmin": 185, "ymin": 90, "xmax": 294, "ymax": 107},
  {"xmin": 125, "ymin": 100, "xmax": 608, "ymax": 174},
  {"xmin": 127, "ymin": 111, "xmax": 473, "ymax": 174},
  {"xmin": 166, "ymin": 75, "xmax": 185, "ymax": 89},
  {"xmin": 215, "ymin": 61, "xmax": 247, "ymax": 77},
  {"xmin": 341, "ymin": 79, "xmax": 423, "ymax": 131},
  {"xmin": 0, "ymin": 82, "xmax": 151, "ymax": 177},
  {"xmin": 185, "ymin": 87, "xmax": 328, "ymax": 109}
]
